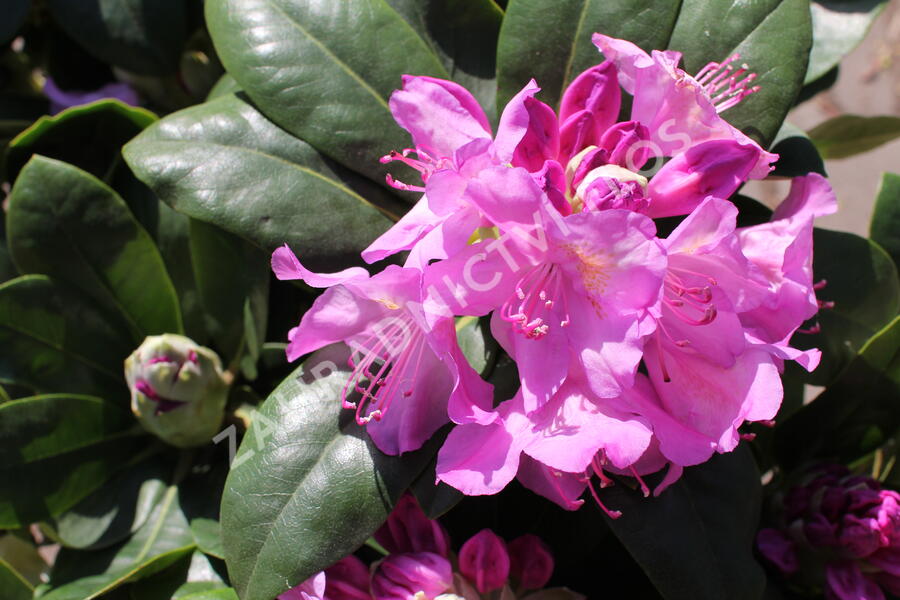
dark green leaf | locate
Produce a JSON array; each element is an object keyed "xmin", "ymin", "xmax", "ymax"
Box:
[
  {"xmin": 0, "ymin": 275, "xmax": 130, "ymax": 397},
  {"xmin": 124, "ymin": 93, "xmax": 403, "ymax": 271},
  {"xmin": 496, "ymin": 0, "xmax": 681, "ymax": 110},
  {"xmin": 769, "ymin": 121, "xmax": 826, "ymax": 178},
  {"xmin": 599, "ymin": 445, "xmax": 765, "ymax": 600},
  {"xmin": 455, "ymin": 316, "xmax": 498, "ymax": 377},
  {"xmin": 0, "ymin": 0, "xmax": 28, "ymax": 45},
  {"xmin": 0, "ymin": 394, "xmax": 143, "ymax": 528},
  {"xmin": 0, "ymin": 534, "xmax": 46, "ymax": 587},
  {"xmin": 806, "ymin": 0, "xmax": 887, "ymax": 84},
  {"xmin": 221, "ymin": 344, "xmax": 436, "ymax": 600},
  {"xmin": 386, "ymin": 0, "xmax": 502, "ymax": 121},
  {"xmin": 871, "ymin": 172, "xmax": 900, "ymax": 270},
  {"xmin": 667, "ymin": 0, "xmax": 812, "ymax": 146},
  {"xmin": 6, "ymin": 156, "xmax": 183, "ymax": 341},
  {"xmin": 4, "ymin": 100, "xmax": 157, "ymax": 184},
  {"xmin": 776, "ymin": 316, "xmax": 900, "ymax": 470},
  {"xmin": 206, "ymin": 0, "xmax": 447, "ymax": 184},
  {"xmin": 0, "ymin": 559, "xmax": 33, "ymax": 600},
  {"xmin": 157, "ymin": 205, "xmax": 207, "ymax": 343},
  {"xmin": 47, "ymin": 458, "xmax": 169, "ymax": 550},
  {"xmin": 128, "ymin": 551, "xmax": 227, "ymax": 600},
  {"xmin": 206, "ymin": 75, "xmax": 241, "ymax": 101},
  {"xmin": 44, "ymin": 485, "xmax": 196, "ymax": 600},
  {"xmin": 46, "ymin": 0, "xmax": 189, "ymax": 76},
  {"xmin": 179, "ymin": 589, "xmax": 239, "ymax": 600},
  {"xmin": 808, "ymin": 115, "xmax": 900, "ymax": 159},
  {"xmin": 793, "ymin": 229, "xmax": 900, "ymax": 384},
  {"xmin": 189, "ymin": 219, "xmax": 269, "ymax": 367}
]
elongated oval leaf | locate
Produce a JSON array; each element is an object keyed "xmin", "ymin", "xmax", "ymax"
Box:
[
  {"xmin": 46, "ymin": 0, "xmax": 188, "ymax": 76},
  {"xmin": 221, "ymin": 344, "xmax": 437, "ymax": 600},
  {"xmin": 794, "ymin": 229, "xmax": 900, "ymax": 384},
  {"xmin": 808, "ymin": 115, "xmax": 900, "ymax": 159},
  {"xmin": 0, "ymin": 559, "xmax": 33, "ymax": 600},
  {"xmin": 386, "ymin": 0, "xmax": 503, "ymax": 121},
  {"xmin": 44, "ymin": 485, "xmax": 195, "ymax": 600},
  {"xmin": 0, "ymin": 394, "xmax": 144, "ymax": 528},
  {"xmin": 776, "ymin": 316, "xmax": 900, "ymax": 470},
  {"xmin": 124, "ymin": 93, "xmax": 403, "ymax": 270},
  {"xmin": 206, "ymin": 0, "xmax": 447, "ymax": 184},
  {"xmin": 666, "ymin": 0, "xmax": 812, "ymax": 146},
  {"xmin": 48, "ymin": 458, "xmax": 169, "ymax": 550},
  {"xmin": 871, "ymin": 172, "xmax": 900, "ymax": 270},
  {"xmin": 0, "ymin": 275, "xmax": 130, "ymax": 398},
  {"xmin": 599, "ymin": 446, "xmax": 765, "ymax": 600},
  {"xmin": 7, "ymin": 156, "xmax": 182, "ymax": 340},
  {"xmin": 806, "ymin": 0, "xmax": 887, "ymax": 84},
  {"xmin": 497, "ymin": 0, "xmax": 681, "ymax": 110}
]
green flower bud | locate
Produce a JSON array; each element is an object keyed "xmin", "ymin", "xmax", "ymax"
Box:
[{"xmin": 125, "ymin": 334, "xmax": 229, "ymax": 448}]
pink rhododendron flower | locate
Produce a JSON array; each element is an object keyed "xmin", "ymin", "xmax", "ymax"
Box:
[
  {"xmin": 271, "ymin": 247, "xmax": 492, "ymax": 454},
  {"xmin": 375, "ymin": 494, "xmax": 451, "ymax": 557},
  {"xmin": 758, "ymin": 466, "xmax": 900, "ymax": 600},
  {"xmin": 279, "ymin": 571, "xmax": 326, "ymax": 600},
  {"xmin": 508, "ymin": 534, "xmax": 554, "ymax": 590},
  {"xmin": 324, "ymin": 556, "xmax": 371, "ymax": 600}
]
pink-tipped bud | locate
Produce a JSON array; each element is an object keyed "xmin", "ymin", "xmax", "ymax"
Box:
[
  {"xmin": 374, "ymin": 494, "xmax": 451, "ymax": 557},
  {"xmin": 458, "ymin": 529, "xmax": 510, "ymax": 594},
  {"xmin": 559, "ymin": 61, "xmax": 621, "ymax": 143},
  {"xmin": 508, "ymin": 534, "xmax": 554, "ymax": 590},
  {"xmin": 599, "ymin": 120, "xmax": 652, "ymax": 171},
  {"xmin": 370, "ymin": 552, "xmax": 452, "ymax": 600},
  {"xmin": 512, "ymin": 96, "xmax": 561, "ymax": 172}
]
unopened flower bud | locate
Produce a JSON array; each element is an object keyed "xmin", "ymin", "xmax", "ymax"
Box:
[
  {"xmin": 458, "ymin": 529, "xmax": 510, "ymax": 594},
  {"xmin": 508, "ymin": 534, "xmax": 554, "ymax": 590},
  {"xmin": 371, "ymin": 552, "xmax": 452, "ymax": 600},
  {"xmin": 125, "ymin": 334, "xmax": 228, "ymax": 448},
  {"xmin": 324, "ymin": 556, "xmax": 371, "ymax": 600},
  {"xmin": 375, "ymin": 494, "xmax": 451, "ymax": 557}
]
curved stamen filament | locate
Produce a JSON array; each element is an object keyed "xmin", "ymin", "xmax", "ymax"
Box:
[
  {"xmin": 342, "ymin": 316, "xmax": 425, "ymax": 425},
  {"xmin": 694, "ymin": 53, "xmax": 760, "ymax": 112},
  {"xmin": 379, "ymin": 147, "xmax": 453, "ymax": 192},
  {"xmin": 663, "ymin": 270, "xmax": 718, "ymax": 326}
]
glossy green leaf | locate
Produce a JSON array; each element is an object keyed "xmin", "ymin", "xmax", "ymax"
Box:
[
  {"xmin": 128, "ymin": 551, "xmax": 227, "ymax": 600},
  {"xmin": 776, "ymin": 316, "xmax": 900, "ymax": 470},
  {"xmin": 179, "ymin": 458, "xmax": 229, "ymax": 561},
  {"xmin": 5, "ymin": 100, "xmax": 157, "ymax": 183},
  {"xmin": 496, "ymin": 0, "xmax": 681, "ymax": 110},
  {"xmin": 0, "ymin": 0, "xmax": 29, "ymax": 45},
  {"xmin": 4, "ymin": 99, "xmax": 161, "ymax": 236},
  {"xmin": 124, "ymin": 93, "xmax": 404, "ymax": 271},
  {"xmin": 206, "ymin": 75, "xmax": 241, "ymax": 101},
  {"xmin": 44, "ymin": 485, "xmax": 196, "ymax": 600},
  {"xmin": 0, "ymin": 394, "xmax": 143, "ymax": 528},
  {"xmin": 769, "ymin": 121, "xmax": 826, "ymax": 178},
  {"xmin": 0, "ymin": 211, "xmax": 17, "ymax": 285},
  {"xmin": 47, "ymin": 458, "xmax": 169, "ymax": 550},
  {"xmin": 206, "ymin": 0, "xmax": 447, "ymax": 184},
  {"xmin": 599, "ymin": 446, "xmax": 765, "ymax": 600},
  {"xmin": 793, "ymin": 229, "xmax": 900, "ymax": 384},
  {"xmin": 0, "ymin": 534, "xmax": 45, "ymax": 587},
  {"xmin": 221, "ymin": 344, "xmax": 436, "ymax": 600},
  {"xmin": 45, "ymin": 0, "xmax": 189, "ymax": 76},
  {"xmin": 0, "ymin": 558, "xmax": 33, "ymax": 600},
  {"xmin": 806, "ymin": 0, "xmax": 887, "ymax": 84},
  {"xmin": 667, "ymin": 0, "xmax": 812, "ymax": 146},
  {"xmin": 809, "ymin": 114, "xmax": 900, "ymax": 159},
  {"xmin": 6, "ymin": 156, "xmax": 183, "ymax": 341},
  {"xmin": 871, "ymin": 172, "xmax": 900, "ymax": 270},
  {"xmin": 189, "ymin": 219, "xmax": 269, "ymax": 367},
  {"xmin": 386, "ymin": 0, "xmax": 503, "ymax": 121},
  {"xmin": 0, "ymin": 275, "xmax": 130, "ymax": 398},
  {"xmin": 179, "ymin": 589, "xmax": 239, "ymax": 600},
  {"xmin": 157, "ymin": 204, "xmax": 207, "ymax": 343}
]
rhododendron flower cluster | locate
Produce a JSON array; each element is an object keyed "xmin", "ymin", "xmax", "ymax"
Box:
[
  {"xmin": 757, "ymin": 466, "xmax": 900, "ymax": 600},
  {"xmin": 273, "ymin": 34, "xmax": 835, "ymax": 514},
  {"xmin": 279, "ymin": 495, "xmax": 578, "ymax": 600}
]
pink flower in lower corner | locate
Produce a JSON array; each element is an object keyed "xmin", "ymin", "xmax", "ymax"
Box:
[
  {"xmin": 271, "ymin": 247, "xmax": 492, "ymax": 454},
  {"xmin": 279, "ymin": 571, "xmax": 327, "ymax": 600}
]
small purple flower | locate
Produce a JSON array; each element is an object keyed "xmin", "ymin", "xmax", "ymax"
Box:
[{"xmin": 44, "ymin": 77, "xmax": 140, "ymax": 115}]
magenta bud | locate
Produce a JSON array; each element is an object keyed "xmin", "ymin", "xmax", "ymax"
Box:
[
  {"xmin": 508, "ymin": 534, "xmax": 554, "ymax": 590},
  {"xmin": 512, "ymin": 96, "xmax": 561, "ymax": 172},
  {"xmin": 375, "ymin": 494, "xmax": 451, "ymax": 557},
  {"xmin": 599, "ymin": 120, "xmax": 652, "ymax": 170},
  {"xmin": 325, "ymin": 556, "xmax": 372, "ymax": 600},
  {"xmin": 278, "ymin": 572, "xmax": 326, "ymax": 600},
  {"xmin": 755, "ymin": 529, "xmax": 798, "ymax": 575},
  {"xmin": 646, "ymin": 139, "xmax": 760, "ymax": 218},
  {"xmin": 458, "ymin": 529, "xmax": 510, "ymax": 594},
  {"xmin": 371, "ymin": 552, "xmax": 452, "ymax": 600},
  {"xmin": 559, "ymin": 61, "xmax": 620, "ymax": 141}
]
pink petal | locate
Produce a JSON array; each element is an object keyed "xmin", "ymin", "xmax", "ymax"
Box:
[
  {"xmin": 272, "ymin": 245, "xmax": 368, "ymax": 287},
  {"xmin": 516, "ymin": 455, "xmax": 586, "ymax": 511},
  {"xmin": 512, "ymin": 96, "xmax": 561, "ymax": 172},
  {"xmin": 494, "ymin": 79, "xmax": 542, "ymax": 163},
  {"xmin": 362, "ymin": 196, "xmax": 443, "ymax": 264}
]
